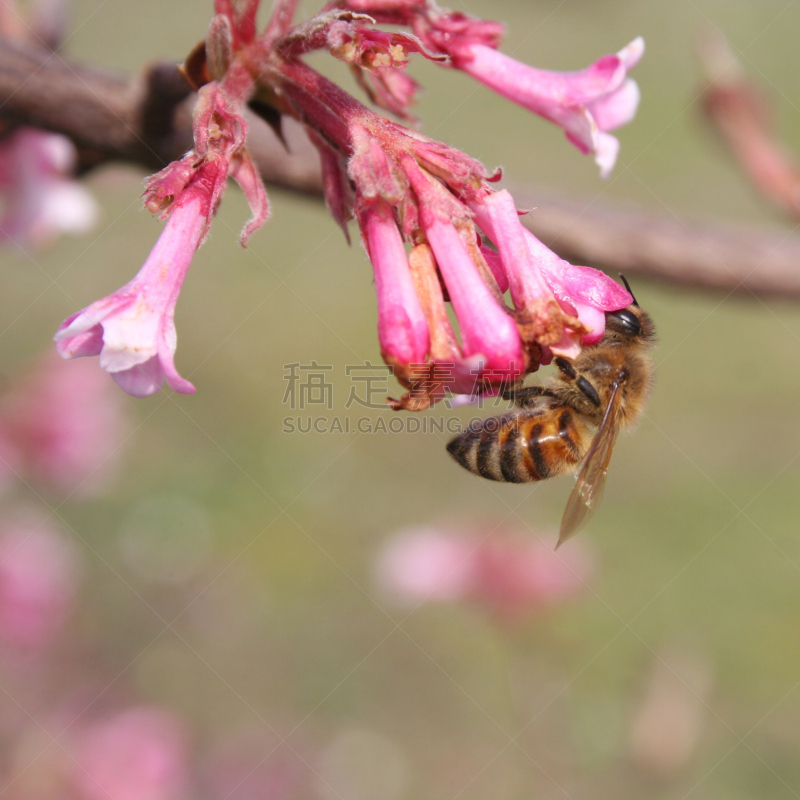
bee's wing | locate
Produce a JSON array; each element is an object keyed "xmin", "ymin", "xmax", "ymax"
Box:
[{"xmin": 557, "ymin": 381, "xmax": 624, "ymax": 548}]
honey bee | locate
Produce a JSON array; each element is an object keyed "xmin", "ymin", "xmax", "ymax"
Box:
[{"xmin": 447, "ymin": 283, "xmax": 656, "ymax": 548}]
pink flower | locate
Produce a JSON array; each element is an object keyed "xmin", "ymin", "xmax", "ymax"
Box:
[
  {"xmin": 0, "ymin": 424, "xmax": 19, "ymax": 495},
  {"xmin": 359, "ymin": 198, "xmax": 430, "ymax": 368},
  {"xmin": 45, "ymin": 0, "xmax": 645, "ymax": 403},
  {"xmin": 0, "ymin": 2, "xmax": 96, "ymax": 250},
  {"xmin": 377, "ymin": 525, "xmax": 593, "ymax": 619},
  {"xmin": 524, "ymin": 227, "xmax": 634, "ymax": 345},
  {"xmin": 306, "ymin": 106, "xmax": 529, "ymax": 405},
  {"xmin": 324, "ymin": 17, "xmax": 445, "ymax": 119},
  {"xmin": 72, "ymin": 708, "xmax": 190, "ymax": 800},
  {"xmin": 470, "ymin": 190, "xmax": 579, "ymax": 355},
  {"xmin": 214, "ymin": 0, "xmax": 260, "ymax": 49},
  {"xmin": 449, "ymin": 37, "xmax": 644, "ymax": 177},
  {"xmin": 272, "ymin": 48, "xmax": 636, "ymax": 407},
  {"xmin": 53, "ymin": 54, "xmax": 268, "ymax": 398},
  {"xmin": 0, "ymin": 353, "xmax": 127, "ymax": 494},
  {"xmin": 0, "ymin": 128, "xmax": 97, "ymax": 250},
  {"xmin": 423, "ymin": 216, "xmax": 525, "ymax": 372},
  {"xmin": 0, "ymin": 514, "xmax": 79, "ymax": 653},
  {"xmin": 54, "ymin": 196, "xmax": 207, "ymax": 398},
  {"xmin": 377, "ymin": 527, "xmax": 475, "ymax": 602}
]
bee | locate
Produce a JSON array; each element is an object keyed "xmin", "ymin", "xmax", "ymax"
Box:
[{"xmin": 446, "ymin": 281, "xmax": 656, "ymax": 548}]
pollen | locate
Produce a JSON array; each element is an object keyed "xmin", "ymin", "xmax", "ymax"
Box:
[
  {"xmin": 370, "ymin": 52, "xmax": 392, "ymax": 69},
  {"xmin": 389, "ymin": 44, "xmax": 408, "ymax": 64}
]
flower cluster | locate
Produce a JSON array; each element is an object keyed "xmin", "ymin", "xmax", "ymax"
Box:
[{"xmin": 54, "ymin": 0, "xmax": 643, "ymax": 405}]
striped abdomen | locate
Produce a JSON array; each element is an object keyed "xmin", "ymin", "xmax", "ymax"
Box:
[{"xmin": 446, "ymin": 407, "xmax": 592, "ymax": 483}]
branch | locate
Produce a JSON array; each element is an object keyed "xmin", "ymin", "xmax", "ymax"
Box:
[
  {"xmin": 514, "ymin": 190, "xmax": 800, "ymax": 301},
  {"xmin": 697, "ymin": 32, "xmax": 800, "ymax": 222},
  {"xmin": 0, "ymin": 37, "xmax": 323, "ymax": 191},
  {"xmin": 2, "ymin": 37, "xmax": 800, "ymax": 300}
]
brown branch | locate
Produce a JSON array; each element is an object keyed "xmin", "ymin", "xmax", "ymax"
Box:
[
  {"xmin": 2, "ymin": 37, "xmax": 800, "ymax": 300},
  {"xmin": 514, "ymin": 191, "xmax": 800, "ymax": 301},
  {"xmin": 0, "ymin": 37, "xmax": 323, "ymax": 191}
]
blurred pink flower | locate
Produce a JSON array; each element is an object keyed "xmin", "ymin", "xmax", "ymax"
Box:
[
  {"xmin": 0, "ymin": 515, "xmax": 79, "ymax": 653},
  {"xmin": 377, "ymin": 525, "xmax": 593, "ymax": 618},
  {"xmin": 72, "ymin": 708, "xmax": 190, "ymax": 800},
  {"xmin": 0, "ymin": 353, "xmax": 127, "ymax": 495},
  {"xmin": 0, "ymin": 127, "xmax": 97, "ymax": 250},
  {"xmin": 0, "ymin": 0, "xmax": 96, "ymax": 251}
]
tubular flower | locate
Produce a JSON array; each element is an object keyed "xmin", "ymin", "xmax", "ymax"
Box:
[
  {"xmin": 335, "ymin": 110, "xmax": 532, "ymax": 406},
  {"xmin": 54, "ymin": 194, "xmax": 208, "ymax": 397},
  {"xmin": 447, "ymin": 37, "xmax": 644, "ymax": 177},
  {"xmin": 359, "ymin": 198, "xmax": 430, "ymax": 369},
  {"xmin": 52, "ymin": 0, "xmax": 642, "ymax": 401},
  {"xmin": 54, "ymin": 25, "xmax": 267, "ymax": 397}
]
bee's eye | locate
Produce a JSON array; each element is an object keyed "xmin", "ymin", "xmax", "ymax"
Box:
[{"xmin": 610, "ymin": 308, "xmax": 641, "ymax": 335}]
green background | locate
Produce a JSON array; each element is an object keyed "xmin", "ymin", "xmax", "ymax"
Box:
[{"xmin": 3, "ymin": 1, "xmax": 800, "ymax": 797}]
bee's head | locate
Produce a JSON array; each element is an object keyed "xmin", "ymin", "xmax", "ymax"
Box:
[
  {"xmin": 604, "ymin": 305, "xmax": 651, "ymax": 340},
  {"xmin": 603, "ymin": 276, "xmax": 656, "ymax": 344}
]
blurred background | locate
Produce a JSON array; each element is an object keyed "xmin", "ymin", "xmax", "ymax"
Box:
[{"xmin": 2, "ymin": 0, "xmax": 800, "ymax": 798}]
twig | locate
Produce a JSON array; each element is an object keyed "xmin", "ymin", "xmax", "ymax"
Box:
[
  {"xmin": 2, "ymin": 37, "xmax": 800, "ymax": 300},
  {"xmin": 697, "ymin": 31, "xmax": 800, "ymax": 222},
  {"xmin": 0, "ymin": 38, "xmax": 323, "ymax": 191},
  {"xmin": 514, "ymin": 190, "xmax": 800, "ymax": 300}
]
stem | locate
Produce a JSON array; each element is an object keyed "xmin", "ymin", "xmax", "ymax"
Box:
[{"xmin": 272, "ymin": 57, "xmax": 379, "ymax": 150}]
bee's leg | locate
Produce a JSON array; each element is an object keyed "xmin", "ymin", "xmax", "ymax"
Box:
[
  {"xmin": 554, "ymin": 357, "xmax": 577, "ymax": 380},
  {"xmin": 554, "ymin": 357, "xmax": 601, "ymax": 407},
  {"xmin": 501, "ymin": 385, "xmax": 555, "ymax": 408}
]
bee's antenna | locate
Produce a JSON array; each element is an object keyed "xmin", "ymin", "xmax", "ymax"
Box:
[{"xmin": 619, "ymin": 273, "xmax": 639, "ymax": 307}]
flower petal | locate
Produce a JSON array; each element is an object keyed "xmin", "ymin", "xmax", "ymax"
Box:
[
  {"xmin": 456, "ymin": 44, "xmax": 626, "ymax": 107},
  {"xmin": 618, "ymin": 36, "xmax": 645, "ymax": 70},
  {"xmin": 39, "ymin": 178, "xmax": 98, "ymax": 237},
  {"xmin": 426, "ymin": 218, "xmax": 524, "ymax": 375},
  {"xmin": 53, "ymin": 296, "xmax": 135, "ymax": 342},
  {"xmin": 157, "ymin": 320, "xmax": 196, "ymax": 395},
  {"xmin": 594, "ymin": 131, "xmax": 621, "ymax": 178},
  {"xmin": 573, "ymin": 301, "xmax": 606, "ymax": 345},
  {"xmin": 587, "ymin": 78, "xmax": 641, "ymax": 132},
  {"xmin": 523, "ymin": 228, "xmax": 632, "ymax": 310},
  {"xmin": 362, "ymin": 200, "xmax": 429, "ymax": 365},
  {"xmin": 55, "ymin": 325, "xmax": 104, "ymax": 359},
  {"xmin": 110, "ymin": 357, "xmax": 164, "ymax": 398}
]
